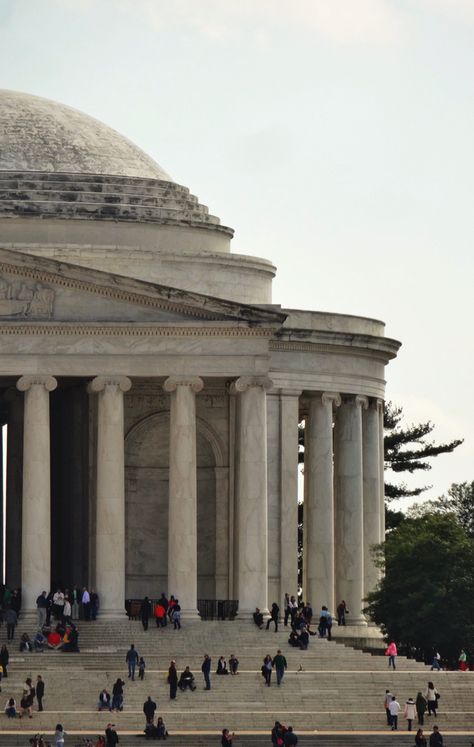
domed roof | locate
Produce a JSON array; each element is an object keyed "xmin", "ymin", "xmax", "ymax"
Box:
[{"xmin": 0, "ymin": 89, "xmax": 172, "ymax": 180}]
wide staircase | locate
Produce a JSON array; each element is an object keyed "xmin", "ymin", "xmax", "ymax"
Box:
[{"xmin": 1, "ymin": 618, "xmax": 473, "ymax": 745}]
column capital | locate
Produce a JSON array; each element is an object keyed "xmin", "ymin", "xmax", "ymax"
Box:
[
  {"xmin": 163, "ymin": 375, "xmax": 204, "ymax": 394},
  {"xmin": 355, "ymin": 394, "xmax": 369, "ymax": 410},
  {"xmin": 88, "ymin": 376, "xmax": 132, "ymax": 394},
  {"xmin": 229, "ymin": 375, "xmax": 273, "ymax": 394},
  {"xmin": 17, "ymin": 375, "xmax": 57, "ymax": 393},
  {"xmin": 321, "ymin": 391, "xmax": 342, "ymax": 407}
]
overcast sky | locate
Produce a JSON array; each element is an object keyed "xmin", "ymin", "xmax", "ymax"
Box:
[{"xmin": 0, "ymin": 0, "xmax": 472, "ymax": 505}]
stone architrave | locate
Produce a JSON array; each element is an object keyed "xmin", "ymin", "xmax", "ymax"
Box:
[
  {"xmin": 231, "ymin": 375, "xmax": 272, "ymax": 617},
  {"xmin": 334, "ymin": 394, "xmax": 368, "ymax": 626},
  {"xmin": 163, "ymin": 375, "xmax": 204, "ymax": 619},
  {"xmin": 305, "ymin": 392, "xmax": 341, "ymax": 614},
  {"xmin": 363, "ymin": 399, "xmax": 382, "ymax": 597},
  {"xmin": 16, "ymin": 374, "xmax": 57, "ymax": 612},
  {"xmin": 88, "ymin": 376, "xmax": 131, "ymax": 617}
]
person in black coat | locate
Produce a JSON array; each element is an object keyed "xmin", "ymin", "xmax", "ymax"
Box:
[
  {"xmin": 105, "ymin": 724, "xmax": 119, "ymax": 747},
  {"xmin": 143, "ymin": 696, "xmax": 156, "ymax": 724},
  {"xmin": 36, "ymin": 675, "xmax": 45, "ymax": 711},
  {"xmin": 266, "ymin": 603, "xmax": 280, "ymax": 632},
  {"xmin": 140, "ymin": 597, "xmax": 151, "ymax": 631},
  {"xmin": 0, "ymin": 644, "xmax": 9, "ymax": 677},
  {"xmin": 168, "ymin": 660, "xmax": 178, "ymax": 700},
  {"xmin": 201, "ymin": 654, "xmax": 211, "ymax": 690}
]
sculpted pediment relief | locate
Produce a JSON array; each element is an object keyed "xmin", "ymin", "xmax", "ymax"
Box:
[{"xmin": 0, "ymin": 275, "xmax": 55, "ymax": 319}]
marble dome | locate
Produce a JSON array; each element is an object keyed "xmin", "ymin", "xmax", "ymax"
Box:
[
  {"xmin": 0, "ymin": 90, "xmax": 279, "ymax": 305},
  {"xmin": 0, "ymin": 89, "xmax": 172, "ymax": 180}
]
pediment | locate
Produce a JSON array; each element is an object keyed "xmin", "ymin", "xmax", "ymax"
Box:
[{"xmin": 0, "ymin": 247, "xmax": 286, "ymax": 328}]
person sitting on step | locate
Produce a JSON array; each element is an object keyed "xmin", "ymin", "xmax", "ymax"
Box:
[
  {"xmin": 98, "ymin": 689, "xmax": 112, "ymax": 712},
  {"xmin": 178, "ymin": 666, "xmax": 196, "ymax": 691},
  {"xmin": 216, "ymin": 656, "xmax": 229, "ymax": 675},
  {"xmin": 229, "ymin": 654, "xmax": 239, "ymax": 675},
  {"xmin": 253, "ymin": 608, "xmax": 264, "ymax": 629}
]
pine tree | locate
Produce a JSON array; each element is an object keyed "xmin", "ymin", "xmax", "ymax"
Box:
[{"xmin": 383, "ymin": 402, "xmax": 463, "ymax": 500}]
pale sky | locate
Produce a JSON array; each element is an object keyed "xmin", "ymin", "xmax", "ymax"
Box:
[{"xmin": 0, "ymin": 0, "xmax": 472, "ymax": 504}]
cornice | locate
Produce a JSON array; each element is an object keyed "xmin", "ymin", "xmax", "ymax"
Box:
[{"xmin": 270, "ymin": 337, "xmax": 400, "ymax": 361}]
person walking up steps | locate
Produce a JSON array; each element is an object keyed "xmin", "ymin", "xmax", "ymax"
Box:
[
  {"xmin": 416, "ymin": 691, "xmax": 427, "ymax": 725},
  {"xmin": 126, "ymin": 644, "xmax": 139, "ymax": 681},
  {"xmin": 388, "ymin": 695, "xmax": 401, "ymax": 730},
  {"xmin": 404, "ymin": 697, "xmax": 416, "ymax": 731},
  {"xmin": 272, "ymin": 649, "xmax": 287, "ymax": 686},
  {"xmin": 385, "ymin": 641, "xmax": 397, "ymax": 669},
  {"xmin": 383, "ymin": 690, "xmax": 393, "ymax": 726}
]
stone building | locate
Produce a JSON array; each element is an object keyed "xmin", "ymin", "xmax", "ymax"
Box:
[{"xmin": 0, "ymin": 90, "xmax": 400, "ymax": 621}]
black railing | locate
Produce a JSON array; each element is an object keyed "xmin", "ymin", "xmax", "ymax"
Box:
[
  {"xmin": 125, "ymin": 599, "xmax": 239, "ymax": 621},
  {"xmin": 198, "ymin": 599, "xmax": 238, "ymax": 620}
]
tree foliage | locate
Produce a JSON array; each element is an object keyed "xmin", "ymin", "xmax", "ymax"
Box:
[
  {"xmin": 364, "ymin": 512, "xmax": 474, "ymax": 658},
  {"xmin": 408, "ymin": 482, "xmax": 474, "ymax": 537},
  {"xmin": 383, "ymin": 402, "xmax": 463, "ymax": 500}
]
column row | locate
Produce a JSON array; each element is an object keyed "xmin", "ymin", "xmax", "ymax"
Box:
[
  {"xmin": 16, "ymin": 373, "xmax": 271, "ymax": 618},
  {"xmin": 304, "ymin": 393, "xmax": 384, "ymax": 626}
]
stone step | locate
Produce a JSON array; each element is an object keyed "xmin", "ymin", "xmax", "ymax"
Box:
[
  {"xmin": 0, "ymin": 199, "xmax": 217, "ymax": 223},
  {"xmin": 0, "ymin": 735, "xmax": 471, "ymax": 747},
  {"xmin": 0, "ymin": 621, "xmax": 466, "ymax": 733},
  {"xmin": 0, "ymin": 191, "xmax": 204, "ymax": 213}
]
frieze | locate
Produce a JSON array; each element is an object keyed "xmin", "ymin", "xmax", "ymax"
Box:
[
  {"xmin": 0, "ymin": 323, "xmax": 274, "ymax": 337},
  {"xmin": 0, "ymin": 274, "xmax": 54, "ymax": 319}
]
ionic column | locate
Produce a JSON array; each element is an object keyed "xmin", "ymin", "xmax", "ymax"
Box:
[
  {"xmin": 163, "ymin": 375, "xmax": 204, "ymax": 619},
  {"xmin": 305, "ymin": 392, "xmax": 340, "ymax": 614},
  {"xmin": 16, "ymin": 375, "xmax": 57, "ymax": 612},
  {"xmin": 231, "ymin": 375, "xmax": 272, "ymax": 617},
  {"xmin": 89, "ymin": 376, "xmax": 131, "ymax": 617},
  {"xmin": 334, "ymin": 394, "xmax": 368, "ymax": 626},
  {"xmin": 5, "ymin": 389, "xmax": 23, "ymax": 588},
  {"xmin": 279, "ymin": 390, "xmax": 301, "ymax": 603},
  {"xmin": 378, "ymin": 399, "xmax": 385, "ymax": 541},
  {"xmin": 363, "ymin": 399, "xmax": 382, "ymax": 597}
]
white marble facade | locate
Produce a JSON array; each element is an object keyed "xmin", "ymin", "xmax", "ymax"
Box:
[{"xmin": 0, "ymin": 91, "xmax": 400, "ymax": 621}]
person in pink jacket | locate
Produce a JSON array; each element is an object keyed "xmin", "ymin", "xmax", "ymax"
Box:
[{"xmin": 385, "ymin": 641, "xmax": 398, "ymax": 670}]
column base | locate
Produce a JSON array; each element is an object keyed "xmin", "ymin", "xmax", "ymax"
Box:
[
  {"xmin": 346, "ymin": 614, "xmax": 368, "ymax": 627},
  {"xmin": 179, "ymin": 608, "xmax": 201, "ymax": 621},
  {"xmin": 236, "ymin": 608, "xmax": 269, "ymax": 621},
  {"xmin": 96, "ymin": 609, "xmax": 128, "ymax": 620}
]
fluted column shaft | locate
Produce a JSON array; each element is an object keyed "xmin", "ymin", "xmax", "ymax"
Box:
[
  {"xmin": 378, "ymin": 400, "xmax": 385, "ymax": 541},
  {"xmin": 163, "ymin": 375, "xmax": 203, "ymax": 618},
  {"xmin": 305, "ymin": 392, "xmax": 340, "ymax": 613},
  {"xmin": 363, "ymin": 399, "xmax": 382, "ymax": 597},
  {"xmin": 89, "ymin": 376, "xmax": 131, "ymax": 617},
  {"xmin": 279, "ymin": 390, "xmax": 301, "ymax": 602},
  {"xmin": 17, "ymin": 375, "xmax": 57, "ymax": 611},
  {"xmin": 334, "ymin": 395, "xmax": 368, "ymax": 626},
  {"xmin": 5, "ymin": 390, "xmax": 23, "ymax": 589},
  {"xmin": 233, "ymin": 375, "xmax": 272, "ymax": 617}
]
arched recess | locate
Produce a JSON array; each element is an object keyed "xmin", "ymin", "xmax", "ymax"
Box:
[{"xmin": 124, "ymin": 411, "xmax": 226, "ymax": 599}]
